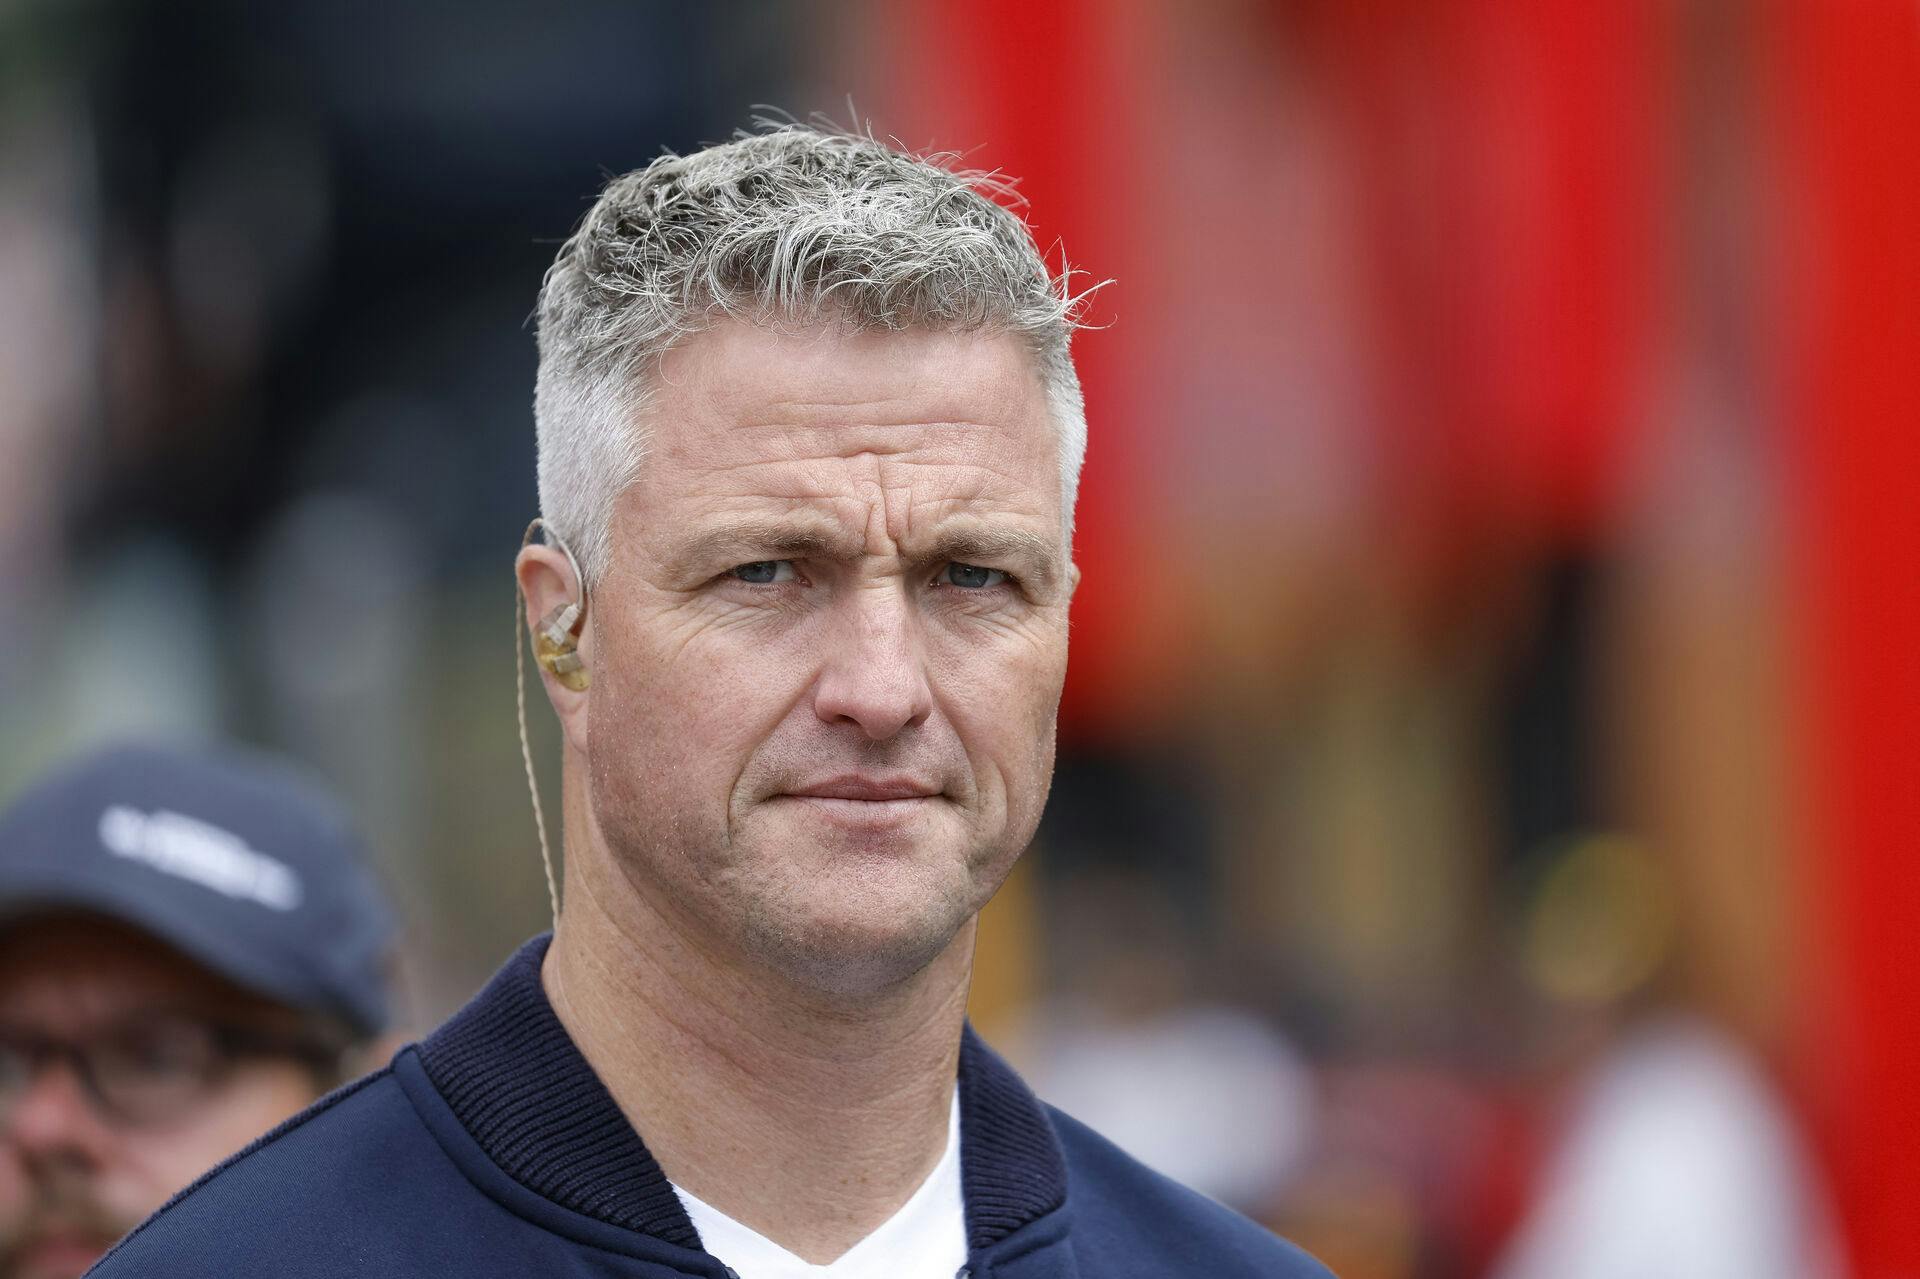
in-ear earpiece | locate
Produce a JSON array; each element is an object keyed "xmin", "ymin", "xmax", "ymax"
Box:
[
  {"xmin": 534, "ymin": 601, "xmax": 589, "ymax": 691},
  {"xmin": 515, "ymin": 517, "xmax": 592, "ymax": 928}
]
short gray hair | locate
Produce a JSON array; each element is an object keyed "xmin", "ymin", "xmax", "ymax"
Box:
[{"xmin": 533, "ymin": 123, "xmax": 1097, "ymax": 585}]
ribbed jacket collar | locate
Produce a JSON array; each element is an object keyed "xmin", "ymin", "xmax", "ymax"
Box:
[{"xmin": 415, "ymin": 935, "xmax": 1068, "ymax": 1256}]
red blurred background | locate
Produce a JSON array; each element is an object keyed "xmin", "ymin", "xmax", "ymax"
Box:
[{"xmin": 853, "ymin": 2, "xmax": 1920, "ymax": 1271}]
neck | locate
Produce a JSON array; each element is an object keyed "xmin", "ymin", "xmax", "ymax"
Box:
[{"xmin": 542, "ymin": 768, "xmax": 973, "ymax": 1264}]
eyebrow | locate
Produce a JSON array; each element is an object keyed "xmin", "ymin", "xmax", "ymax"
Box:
[
  {"xmin": 673, "ymin": 516, "xmax": 1066, "ymax": 595},
  {"xmin": 922, "ymin": 526, "xmax": 1064, "ymax": 595},
  {"xmin": 674, "ymin": 518, "xmax": 866, "ymax": 567}
]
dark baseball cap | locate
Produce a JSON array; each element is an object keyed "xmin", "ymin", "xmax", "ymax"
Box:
[{"xmin": 0, "ymin": 741, "xmax": 397, "ymax": 1036}]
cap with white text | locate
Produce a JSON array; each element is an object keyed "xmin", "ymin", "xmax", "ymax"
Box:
[{"xmin": 0, "ymin": 742, "xmax": 396, "ymax": 1036}]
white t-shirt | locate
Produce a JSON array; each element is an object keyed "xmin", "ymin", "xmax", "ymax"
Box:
[{"xmin": 673, "ymin": 1095, "xmax": 966, "ymax": 1279}]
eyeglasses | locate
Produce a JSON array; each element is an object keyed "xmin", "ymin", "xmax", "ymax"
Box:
[{"xmin": 0, "ymin": 1014, "xmax": 343, "ymax": 1127}]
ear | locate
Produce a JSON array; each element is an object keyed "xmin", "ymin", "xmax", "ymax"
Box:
[{"xmin": 516, "ymin": 542, "xmax": 593, "ymax": 755}]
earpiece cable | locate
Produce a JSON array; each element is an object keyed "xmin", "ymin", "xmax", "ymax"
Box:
[{"xmin": 516, "ymin": 519, "xmax": 564, "ymax": 929}]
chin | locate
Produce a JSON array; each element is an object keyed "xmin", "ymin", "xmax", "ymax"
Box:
[{"xmin": 734, "ymin": 873, "xmax": 979, "ymax": 998}]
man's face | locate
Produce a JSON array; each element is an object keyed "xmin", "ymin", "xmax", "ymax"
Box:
[
  {"xmin": 580, "ymin": 321, "xmax": 1075, "ymax": 995},
  {"xmin": 0, "ymin": 917, "xmax": 325, "ymax": 1279}
]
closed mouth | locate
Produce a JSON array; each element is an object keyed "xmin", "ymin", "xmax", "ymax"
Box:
[{"xmin": 783, "ymin": 775, "xmax": 942, "ymax": 802}]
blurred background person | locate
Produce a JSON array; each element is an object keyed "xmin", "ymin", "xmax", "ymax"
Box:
[
  {"xmin": 0, "ymin": 742, "xmax": 398, "ymax": 1279},
  {"xmin": 1007, "ymin": 763, "xmax": 1316, "ymax": 1215},
  {"xmin": 1, "ymin": 1, "xmax": 1913, "ymax": 1274},
  {"xmin": 1486, "ymin": 835, "xmax": 1840, "ymax": 1279}
]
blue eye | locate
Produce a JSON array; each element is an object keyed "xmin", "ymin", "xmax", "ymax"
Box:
[
  {"xmin": 731, "ymin": 561, "xmax": 797, "ymax": 584},
  {"xmin": 942, "ymin": 562, "xmax": 1008, "ymax": 589}
]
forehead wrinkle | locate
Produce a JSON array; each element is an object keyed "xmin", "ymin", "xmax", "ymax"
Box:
[
  {"xmin": 746, "ymin": 391, "xmax": 987, "ymax": 422},
  {"xmin": 738, "ymin": 409, "xmax": 1014, "ymax": 432},
  {"xmin": 710, "ymin": 420, "xmax": 1027, "ymax": 475},
  {"xmin": 873, "ymin": 455, "xmax": 1052, "ymax": 510},
  {"xmin": 695, "ymin": 450, "xmax": 1050, "ymax": 521}
]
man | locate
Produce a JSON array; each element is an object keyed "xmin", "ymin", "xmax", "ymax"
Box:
[
  {"xmin": 0, "ymin": 742, "xmax": 396, "ymax": 1279},
  {"xmin": 92, "ymin": 126, "xmax": 1330, "ymax": 1277}
]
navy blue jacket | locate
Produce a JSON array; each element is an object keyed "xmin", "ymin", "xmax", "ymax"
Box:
[{"xmin": 89, "ymin": 937, "xmax": 1330, "ymax": 1277}]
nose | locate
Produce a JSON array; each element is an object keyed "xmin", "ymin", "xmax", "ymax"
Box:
[
  {"xmin": 4, "ymin": 1061, "xmax": 111, "ymax": 1167},
  {"xmin": 811, "ymin": 582, "xmax": 934, "ymax": 741}
]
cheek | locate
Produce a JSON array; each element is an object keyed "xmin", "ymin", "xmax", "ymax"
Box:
[
  {"xmin": 589, "ymin": 610, "xmax": 816, "ymax": 803},
  {"xmin": 934, "ymin": 624, "xmax": 1068, "ymax": 807}
]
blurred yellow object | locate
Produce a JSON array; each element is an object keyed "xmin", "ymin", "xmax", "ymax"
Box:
[
  {"xmin": 966, "ymin": 855, "xmax": 1039, "ymax": 1042},
  {"xmin": 1522, "ymin": 833, "xmax": 1677, "ymax": 1007},
  {"xmin": 1272, "ymin": 1167, "xmax": 1421, "ymax": 1279}
]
